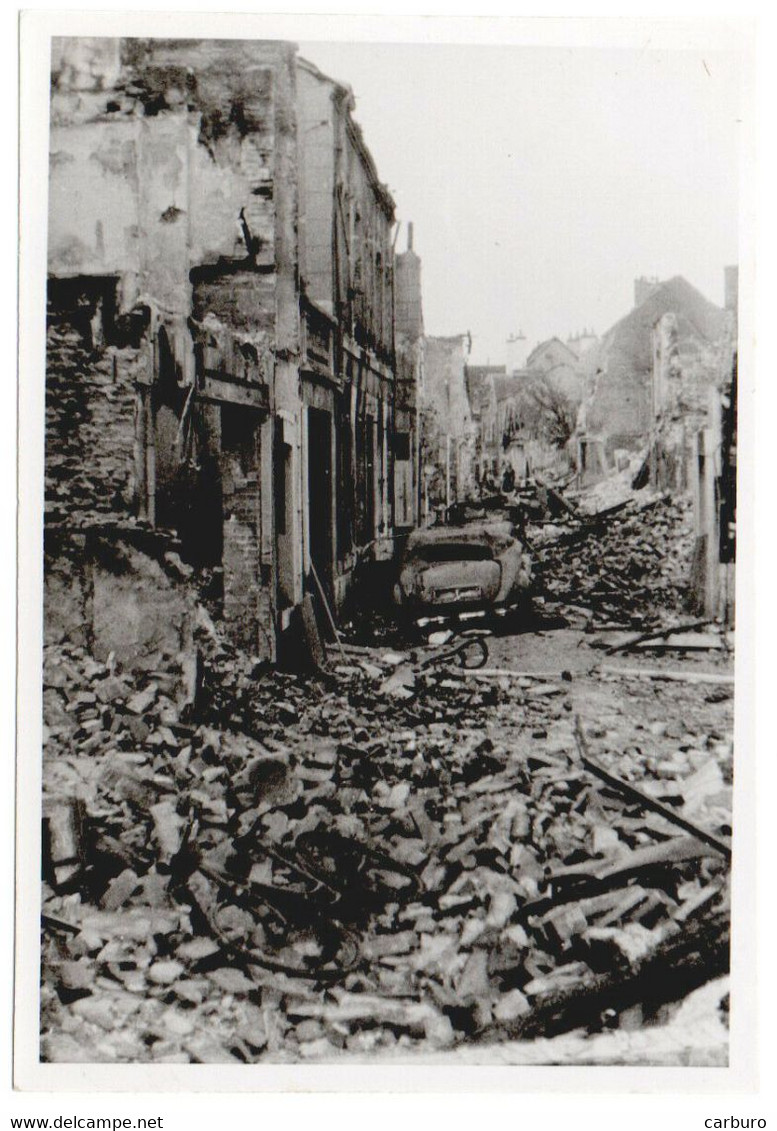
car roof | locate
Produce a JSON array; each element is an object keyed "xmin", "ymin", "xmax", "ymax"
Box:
[{"xmin": 405, "ymin": 521, "xmax": 515, "ymax": 551}]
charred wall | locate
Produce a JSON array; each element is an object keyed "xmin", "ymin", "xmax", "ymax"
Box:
[{"xmin": 45, "ymin": 280, "xmax": 146, "ymax": 528}]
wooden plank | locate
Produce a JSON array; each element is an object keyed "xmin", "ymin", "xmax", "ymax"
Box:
[
  {"xmin": 605, "ymin": 620, "xmax": 714, "ymax": 655},
  {"xmin": 573, "ymin": 718, "xmax": 731, "ymax": 859},
  {"xmin": 299, "ymin": 594, "xmax": 327, "ymax": 673},
  {"xmin": 464, "ymin": 664, "xmax": 732, "ymax": 686},
  {"xmin": 600, "ymin": 665, "xmax": 734, "ymax": 686},
  {"xmin": 551, "ymin": 835, "xmax": 722, "ymax": 884},
  {"xmin": 309, "ymin": 562, "xmax": 347, "ymax": 663},
  {"xmin": 463, "ymin": 668, "xmax": 568, "ymax": 681},
  {"xmin": 636, "ymin": 634, "xmax": 723, "ymax": 652},
  {"xmin": 504, "ymin": 911, "xmax": 729, "ymax": 1042},
  {"xmin": 198, "ymin": 375, "xmax": 269, "ymax": 410}
]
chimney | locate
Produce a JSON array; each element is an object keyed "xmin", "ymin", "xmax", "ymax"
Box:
[
  {"xmin": 576, "ymin": 328, "xmax": 597, "ymax": 357},
  {"xmin": 395, "ymin": 231, "xmax": 423, "ymax": 342},
  {"xmin": 506, "ymin": 332, "xmax": 529, "ymax": 374},
  {"xmin": 634, "ymin": 276, "xmax": 659, "ymax": 308}
]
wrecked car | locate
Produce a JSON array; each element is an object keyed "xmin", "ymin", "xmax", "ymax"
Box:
[{"xmin": 394, "ymin": 520, "xmax": 533, "ymax": 618}]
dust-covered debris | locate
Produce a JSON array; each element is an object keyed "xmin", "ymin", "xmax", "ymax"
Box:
[
  {"xmin": 532, "ymin": 492, "xmax": 695, "ymax": 630},
  {"xmin": 41, "ymin": 605, "xmax": 732, "ymax": 1063}
]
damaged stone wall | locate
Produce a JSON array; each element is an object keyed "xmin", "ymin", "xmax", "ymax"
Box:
[
  {"xmin": 653, "ymin": 314, "xmax": 723, "ymax": 427},
  {"xmin": 328, "ymin": 74, "xmax": 395, "ymax": 364},
  {"xmin": 48, "ymin": 37, "xmax": 300, "ymax": 661},
  {"xmin": 393, "ymin": 241, "xmax": 424, "ymax": 528},
  {"xmin": 49, "ymin": 35, "xmax": 292, "ymax": 338},
  {"xmin": 296, "ymin": 61, "xmax": 336, "ymax": 313},
  {"xmin": 47, "ymin": 37, "xmax": 406, "ymax": 658},
  {"xmin": 44, "ymin": 528, "xmax": 196, "ymax": 710},
  {"xmin": 44, "ymin": 284, "xmax": 197, "ymax": 698},
  {"xmin": 89, "ymin": 538, "xmax": 196, "ymax": 688},
  {"xmin": 45, "ymin": 287, "xmax": 146, "ymax": 527},
  {"xmin": 219, "ymin": 405, "xmax": 274, "ymax": 656},
  {"xmin": 649, "ymin": 304, "xmax": 734, "ymax": 498},
  {"xmin": 687, "ymin": 290, "xmax": 738, "ymax": 626},
  {"xmin": 423, "ymin": 336, "xmax": 473, "ymax": 451},
  {"xmin": 296, "ymin": 56, "xmax": 397, "ymax": 574},
  {"xmin": 581, "ymin": 277, "xmax": 728, "ymax": 455}
]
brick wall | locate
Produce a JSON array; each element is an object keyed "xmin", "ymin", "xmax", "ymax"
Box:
[
  {"xmin": 587, "ymin": 366, "xmax": 651, "ymax": 454},
  {"xmin": 395, "ymin": 250, "xmax": 423, "ymax": 343},
  {"xmin": 191, "ymin": 274, "xmax": 276, "ymax": 335},
  {"xmin": 44, "ymin": 528, "xmax": 197, "ymax": 706},
  {"xmin": 45, "ymin": 305, "xmax": 143, "ymax": 528},
  {"xmin": 220, "ymin": 406, "xmax": 272, "ymax": 659}
]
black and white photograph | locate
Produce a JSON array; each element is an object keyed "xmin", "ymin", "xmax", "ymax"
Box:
[{"xmin": 14, "ymin": 10, "xmax": 760, "ymax": 1094}]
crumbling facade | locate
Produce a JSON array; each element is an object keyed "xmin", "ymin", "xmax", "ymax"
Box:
[
  {"xmin": 46, "ymin": 37, "xmax": 415, "ymax": 663},
  {"xmin": 580, "ymin": 276, "xmax": 728, "ymax": 456},
  {"xmin": 464, "ymin": 364, "xmax": 500, "ymax": 483},
  {"xmin": 478, "ymin": 373, "xmax": 528, "ymax": 481},
  {"xmin": 393, "ymin": 225, "xmax": 424, "ymax": 532},
  {"xmin": 688, "ymin": 269, "xmax": 738, "ymax": 625}
]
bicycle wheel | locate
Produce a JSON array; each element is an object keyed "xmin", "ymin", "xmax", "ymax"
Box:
[{"xmin": 456, "ymin": 637, "xmax": 489, "ymax": 669}]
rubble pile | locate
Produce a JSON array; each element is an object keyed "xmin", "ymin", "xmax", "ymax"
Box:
[
  {"xmin": 565, "ymin": 463, "xmax": 647, "ymax": 518},
  {"xmin": 41, "ymin": 619, "xmax": 730, "ymax": 1063},
  {"xmin": 534, "ymin": 495, "xmax": 695, "ymax": 628}
]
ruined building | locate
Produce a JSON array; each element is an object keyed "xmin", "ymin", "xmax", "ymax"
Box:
[
  {"xmin": 578, "ymin": 275, "xmax": 729, "ymax": 458},
  {"xmin": 465, "ymin": 365, "xmax": 505, "ymax": 481},
  {"xmin": 686, "ymin": 267, "xmax": 738, "ymax": 625},
  {"xmin": 393, "ymin": 224, "xmax": 424, "ymax": 532},
  {"xmin": 472, "ymin": 369, "xmax": 574, "ymax": 485},
  {"xmin": 465, "ymin": 331, "xmax": 584, "ymax": 487},
  {"xmin": 46, "ymin": 38, "xmax": 421, "ymax": 664}
]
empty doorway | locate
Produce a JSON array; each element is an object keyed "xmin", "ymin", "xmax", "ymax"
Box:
[{"xmin": 307, "ymin": 407, "xmax": 334, "ymax": 601}]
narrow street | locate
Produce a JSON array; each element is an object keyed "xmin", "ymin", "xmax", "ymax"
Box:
[{"xmin": 32, "ymin": 34, "xmax": 739, "ymax": 1078}]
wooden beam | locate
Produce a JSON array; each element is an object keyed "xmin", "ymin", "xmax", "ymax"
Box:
[
  {"xmin": 600, "ymin": 665, "xmax": 734, "ymax": 686},
  {"xmin": 198, "ymin": 375, "xmax": 269, "ymax": 410},
  {"xmin": 605, "ymin": 620, "xmax": 716, "ymax": 655},
  {"xmin": 463, "ymin": 668, "xmax": 569, "ymax": 681},
  {"xmin": 503, "ymin": 911, "xmax": 729, "ymax": 1042},
  {"xmin": 309, "ymin": 561, "xmax": 347, "ymax": 663},
  {"xmin": 574, "ymin": 717, "xmax": 731, "ymax": 859}
]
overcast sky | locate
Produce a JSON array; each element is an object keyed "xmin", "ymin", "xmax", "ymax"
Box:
[{"xmin": 299, "ymin": 40, "xmax": 744, "ymax": 365}]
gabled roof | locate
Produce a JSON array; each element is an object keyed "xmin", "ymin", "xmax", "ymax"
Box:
[
  {"xmin": 583, "ymin": 275, "xmax": 727, "ymax": 382},
  {"xmin": 526, "ymin": 337, "xmax": 579, "ymax": 370}
]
